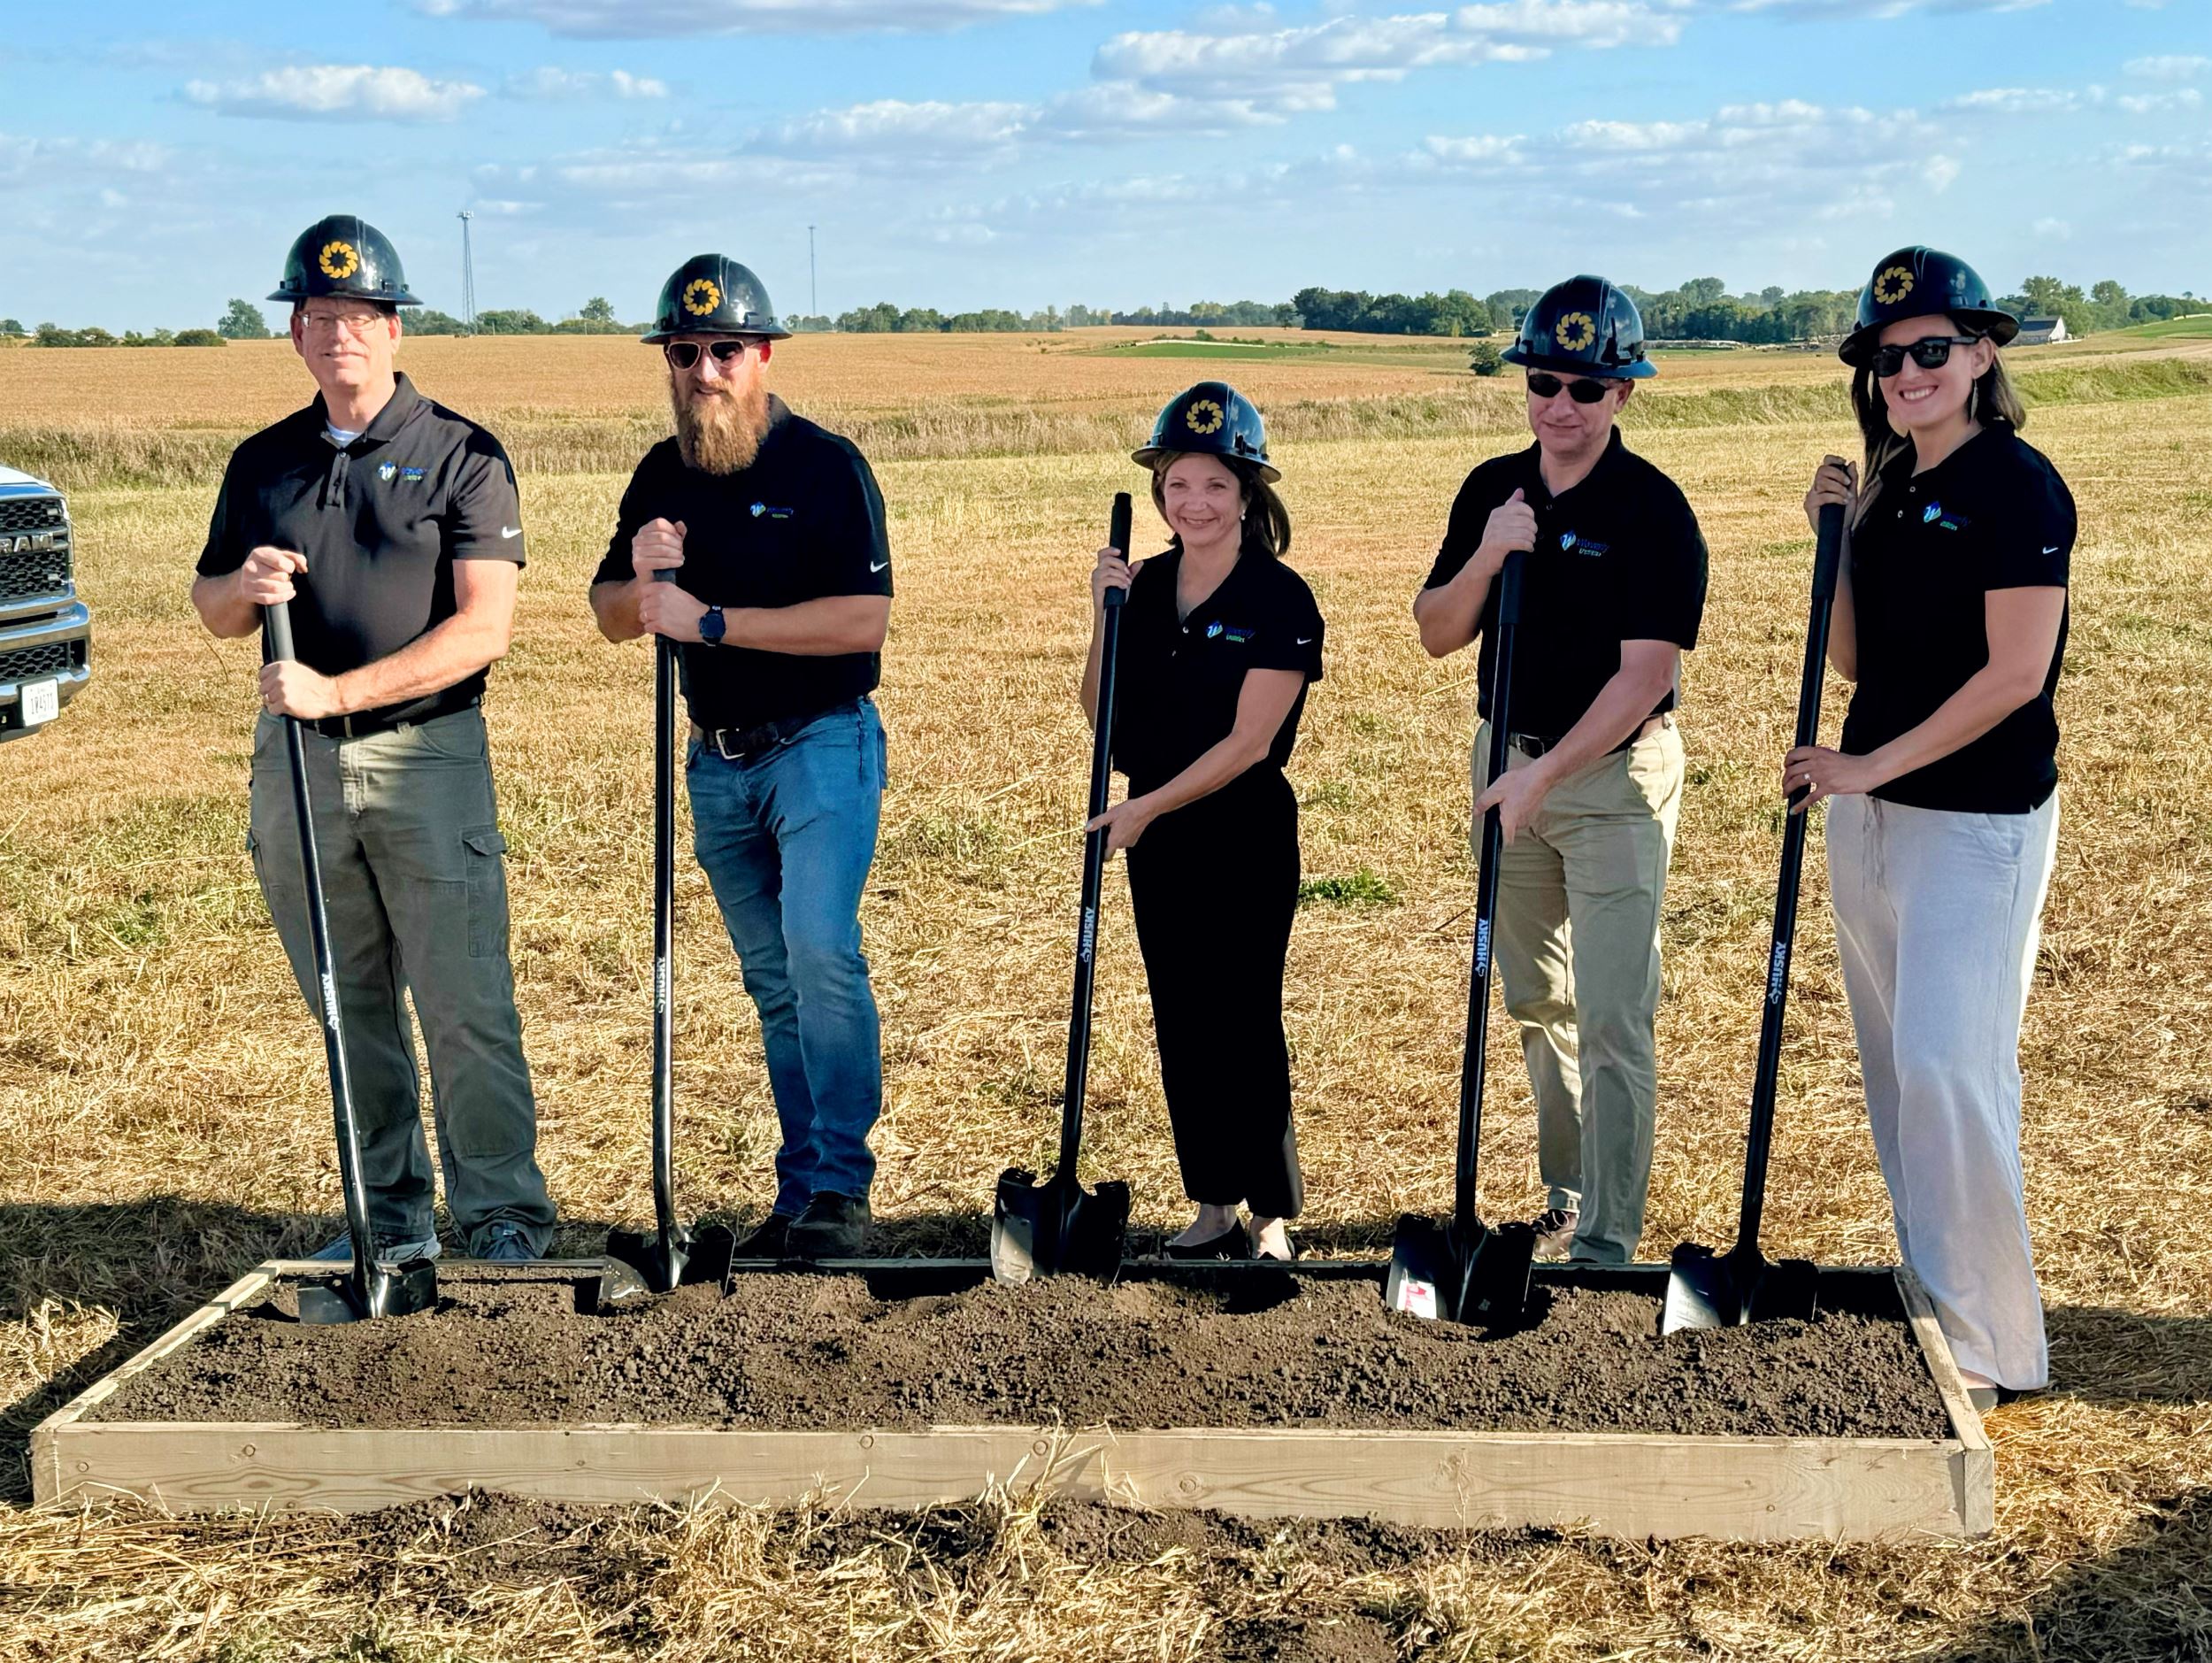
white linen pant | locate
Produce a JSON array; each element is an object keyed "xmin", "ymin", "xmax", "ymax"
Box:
[{"xmin": 1826, "ymin": 792, "xmax": 2057, "ymax": 1390}]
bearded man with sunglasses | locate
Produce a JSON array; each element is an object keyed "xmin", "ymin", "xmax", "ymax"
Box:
[
  {"xmin": 590, "ymin": 254, "xmax": 893, "ymax": 1260},
  {"xmin": 1412, "ymin": 275, "xmax": 1709, "ymax": 1267}
]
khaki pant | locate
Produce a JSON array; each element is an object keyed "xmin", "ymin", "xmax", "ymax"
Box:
[
  {"xmin": 1472, "ymin": 718, "xmax": 1684, "ymax": 1264},
  {"xmin": 248, "ymin": 706, "xmax": 554, "ymax": 1256}
]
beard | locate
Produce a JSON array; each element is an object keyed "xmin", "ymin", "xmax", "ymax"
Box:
[{"xmin": 671, "ymin": 375, "xmax": 772, "ymax": 475}]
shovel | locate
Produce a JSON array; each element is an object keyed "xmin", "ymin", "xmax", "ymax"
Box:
[
  {"xmin": 263, "ymin": 602, "xmax": 440, "ymax": 1325},
  {"xmin": 991, "ymin": 492, "xmax": 1136, "ymax": 1283},
  {"xmin": 1661, "ymin": 503, "xmax": 1845, "ymax": 1333},
  {"xmin": 603, "ymin": 573, "xmax": 735, "ymax": 1300},
  {"xmin": 1386, "ymin": 550, "xmax": 1537, "ymax": 1328}
]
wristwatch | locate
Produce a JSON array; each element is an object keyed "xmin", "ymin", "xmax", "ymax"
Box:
[{"xmin": 699, "ymin": 604, "xmax": 726, "ymax": 645}]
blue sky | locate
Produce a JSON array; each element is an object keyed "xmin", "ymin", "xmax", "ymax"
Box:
[{"xmin": 4, "ymin": 0, "xmax": 2206, "ymax": 330}]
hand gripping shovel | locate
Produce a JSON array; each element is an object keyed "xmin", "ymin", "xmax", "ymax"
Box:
[
  {"xmin": 990, "ymin": 493, "xmax": 1136, "ymax": 1283},
  {"xmin": 1386, "ymin": 550, "xmax": 1537, "ymax": 1328},
  {"xmin": 263, "ymin": 602, "xmax": 439, "ymax": 1325},
  {"xmin": 1662, "ymin": 503, "xmax": 1845, "ymax": 1333},
  {"xmin": 603, "ymin": 572, "xmax": 735, "ymax": 1299}
]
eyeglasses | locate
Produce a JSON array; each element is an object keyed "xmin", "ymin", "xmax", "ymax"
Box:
[
  {"xmin": 663, "ymin": 339, "xmax": 757, "ymax": 371},
  {"xmin": 1870, "ymin": 336, "xmax": 1981, "ymax": 378},
  {"xmin": 300, "ymin": 310, "xmax": 388, "ymax": 336},
  {"xmin": 1526, "ymin": 373, "xmax": 1615, "ymax": 405}
]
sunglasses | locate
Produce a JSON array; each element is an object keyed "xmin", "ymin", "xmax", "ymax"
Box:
[
  {"xmin": 1870, "ymin": 335, "xmax": 1981, "ymax": 378},
  {"xmin": 1526, "ymin": 373, "xmax": 1615, "ymax": 405},
  {"xmin": 663, "ymin": 338, "xmax": 757, "ymax": 371}
]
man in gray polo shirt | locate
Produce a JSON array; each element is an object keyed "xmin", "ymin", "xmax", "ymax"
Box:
[{"xmin": 189, "ymin": 214, "xmax": 555, "ymax": 1263}]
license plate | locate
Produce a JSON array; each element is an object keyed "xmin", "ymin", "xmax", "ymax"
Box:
[{"xmin": 20, "ymin": 679, "xmax": 58, "ymax": 727}]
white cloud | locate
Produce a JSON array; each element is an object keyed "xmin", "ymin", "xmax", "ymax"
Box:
[
  {"xmin": 2032, "ymin": 216, "xmax": 2071, "ymax": 238},
  {"xmin": 0, "ymin": 131, "xmax": 173, "ymax": 188},
  {"xmin": 758, "ymin": 97, "xmax": 1034, "ymax": 157},
  {"xmin": 1093, "ymin": 4, "xmax": 1681, "ymax": 117},
  {"xmin": 184, "ymin": 65, "xmax": 486, "ymax": 121},
  {"xmin": 414, "ymin": 0, "xmax": 1096, "ymax": 35},
  {"xmin": 2117, "ymin": 88, "xmax": 2204, "ymax": 113},
  {"xmin": 1942, "ymin": 86, "xmax": 2096, "ymax": 114},
  {"xmin": 505, "ymin": 66, "xmax": 670, "ymax": 98},
  {"xmin": 2124, "ymin": 54, "xmax": 2208, "ymax": 80},
  {"xmin": 1729, "ymin": 0, "xmax": 2048, "ymax": 13}
]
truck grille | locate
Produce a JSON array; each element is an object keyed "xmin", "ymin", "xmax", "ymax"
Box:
[
  {"xmin": 0, "ymin": 638, "xmax": 87, "ymax": 685},
  {"xmin": 0, "ymin": 549, "xmax": 72, "ymax": 605},
  {"xmin": 0, "ymin": 497, "xmax": 65, "ymax": 535}
]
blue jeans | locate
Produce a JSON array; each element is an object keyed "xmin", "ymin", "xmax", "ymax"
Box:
[{"xmin": 687, "ymin": 698, "xmax": 886, "ymax": 1215}]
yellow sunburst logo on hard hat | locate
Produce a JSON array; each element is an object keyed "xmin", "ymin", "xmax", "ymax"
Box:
[
  {"xmin": 682, "ymin": 278, "xmax": 722, "ymax": 317},
  {"xmin": 1555, "ymin": 312, "xmax": 1596, "ymax": 352},
  {"xmin": 1185, "ymin": 398, "xmax": 1225, "ymax": 435},
  {"xmin": 319, "ymin": 242, "xmax": 360, "ymax": 281},
  {"xmin": 1873, "ymin": 266, "xmax": 1915, "ymax": 306}
]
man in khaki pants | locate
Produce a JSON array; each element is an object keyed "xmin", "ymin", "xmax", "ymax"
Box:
[
  {"xmin": 1413, "ymin": 275, "xmax": 1709, "ymax": 1265},
  {"xmin": 190, "ymin": 215, "xmax": 555, "ymax": 1264}
]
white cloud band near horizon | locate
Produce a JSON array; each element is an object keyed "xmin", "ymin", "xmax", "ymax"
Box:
[{"xmin": 184, "ymin": 65, "xmax": 487, "ymax": 121}]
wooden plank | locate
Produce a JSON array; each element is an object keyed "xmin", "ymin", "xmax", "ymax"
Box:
[
  {"xmin": 1894, "ymin": 1265, "xmax": 1995, "ymax": 1536},
  {"xmin": 40, "ymin": 1421, "xmax": 1974, "ymax": 1541},
  {"xmin": 29, "ymin": 1266, "xmax": 274, "ymax": 1509}
]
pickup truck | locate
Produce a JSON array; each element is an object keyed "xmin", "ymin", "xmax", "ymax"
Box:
[{"xmin": 0, "ymin": 466, "xmax": 89, "ymax": 741}]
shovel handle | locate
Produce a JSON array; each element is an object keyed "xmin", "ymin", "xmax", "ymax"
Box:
[
  {"xmin": 1455, "ymin": 549, "xmax": 1526, "ymax": 1236},
  {"xmin": 1057, "ymin": 492, "xmax": 1133, "ymax": 1178},
  {"xmin": 649, "ymin": 566, "xmax": 687, "ymax": 1261},
  {"xmin": 262, "ymin": 600, "xmax": 379, "ymax": 1308},
  {"xmin": 1735, "ymin": 502, "xmax": 1845, "ymax": 1251}
]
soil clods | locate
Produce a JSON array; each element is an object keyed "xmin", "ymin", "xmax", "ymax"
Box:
[{"xmin": 93, "ymin": 1267, "xmax": 1954, "ymax": 1440}]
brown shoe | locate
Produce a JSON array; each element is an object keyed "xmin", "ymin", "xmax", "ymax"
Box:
[{"xmin": 1530, "ymin": 1207, "xmax": 1578, "ymax": 1260}]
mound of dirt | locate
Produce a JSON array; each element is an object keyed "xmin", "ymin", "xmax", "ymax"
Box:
[{"xmin": 91, "ymin": 1267, "xmax": 1953, "ymax": 1440}]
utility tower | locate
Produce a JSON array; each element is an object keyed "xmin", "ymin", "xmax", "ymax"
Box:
[{"xmin": 457, "ymin": 210, "xmax": 477, "ymax": 333}]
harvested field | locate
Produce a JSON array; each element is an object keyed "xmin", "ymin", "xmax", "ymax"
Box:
[{"xmin": 3, "ymin": 328, "xmax": 2209, "ymax": 1657}]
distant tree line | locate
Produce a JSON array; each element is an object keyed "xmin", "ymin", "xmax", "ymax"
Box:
[{"xmin": 9, "ymin": 277, "xmax": 2200, "ymax": 347}]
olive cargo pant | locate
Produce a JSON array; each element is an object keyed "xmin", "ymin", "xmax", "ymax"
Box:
[
  {"xmin": 248, "ymin": 706, "xmax": 555, "ymax": 1257},
  {"xmin": 1473, "ymin": 719, "xmax": 1684, "ymax": 1265}
]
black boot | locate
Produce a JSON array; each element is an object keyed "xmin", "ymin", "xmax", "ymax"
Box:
[
  {"xmin": 732, "ymin": 1214, "xmax": 795, "ymax": 1259},
  {"xmin": 788, "ymin": 1192, "xmax": 871, "ymax": 1259}
]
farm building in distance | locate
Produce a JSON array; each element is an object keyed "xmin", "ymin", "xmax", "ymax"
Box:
[{"xmin": 2013, "ymin": 317, "xmax": 2070, "ymax": 346}]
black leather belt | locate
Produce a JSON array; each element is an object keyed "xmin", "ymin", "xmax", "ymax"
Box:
[
  {"xmin": 1509, "ymin": 713, "xmax": 1670, "ymax": 761},
  {"xmin": 698, "ymin": 700, "xmax": 856, "ymax": 762},
  {"xmin": 309, "ymin": 692, "xmax": 480, "ymax": 740}
]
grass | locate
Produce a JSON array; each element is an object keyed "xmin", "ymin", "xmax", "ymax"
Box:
[{"xmin": 2, "ymin": 329, "xmax": 2210, "ymax": 1659}]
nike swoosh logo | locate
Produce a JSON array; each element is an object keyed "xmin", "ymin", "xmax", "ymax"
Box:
[
  {"xmin": 1295, "ymin": 636, "xmax": 1314, "ymax": 645},
  {"xmin": 2042, "ymin": 545, "xmax": 2061, "ymax": 555},
  {"xmin": 871, "ymin": 558, "xmax": 890, "ymax": 572},
  {"xmin": 501, "ymin": 527, "xmax": 522, "ymax": 539}
]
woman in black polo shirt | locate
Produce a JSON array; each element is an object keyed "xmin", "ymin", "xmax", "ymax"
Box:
[
  {"xmin": 1786, "ymin": 247, "xmax": 2073, "ymax": 1400},
  {"xmin": 1083, "ymin": 382, "xmax": 1325, "ymax": 1261}
]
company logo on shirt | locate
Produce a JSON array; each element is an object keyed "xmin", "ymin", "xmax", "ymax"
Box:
[
  {"xmin": 1922, "ymin": 501, "xmax": 1970, "ymax": 532},
  {"xmin": 750, "ymin": 503, "xmax": 795, "ymax": 520},
  {"xmin": 376, "ymin": 462, "xmax": 426, "ymax": 484},
  {"xmin": 1204, "ymin": 621, "xmax": 1256, "ymax": 643},
  {"xmin": 379, "ymin": 463, "xmax": 396, "ymax": 482},
  {"xmin": 1559, "ymin": 530, "xmax": 1609, "ymax": 556}
]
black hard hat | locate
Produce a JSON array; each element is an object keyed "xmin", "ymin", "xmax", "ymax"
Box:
[
  {"xmin": 1501, "ymin": 275, "xmax": 1655, "ymax": 380},
  {"xmin": 1839, "ymin": 246, "xmax": 2018, "ymax": 366},
  {"xmin": 270, "ymin": 215, "xmax": 419, "ymax": 306},
  {"xmin": 1132, "ymin": 381, "xmax": 1279, "ymax": 481},
  {"xmin": 644, "ymin": 253, "xmax": 791, "ymax": 343}
]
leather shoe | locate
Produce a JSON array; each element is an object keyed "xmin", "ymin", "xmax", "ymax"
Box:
[
  {"xmin": 1164, "ymin": 1222, "xmax": 1252, "ymax": 1261},
  {"xmin": 733, "ymin": 1213, "xmax": 795, "ymax": 1259},
  {"xmin": 787, "ymin": 1192, "xmax": 871, "ymax": 1259}
]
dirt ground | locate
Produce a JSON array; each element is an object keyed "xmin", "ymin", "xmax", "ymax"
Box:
[{"xmin": 90, "ymin": 1267, "xmax": 1951, "ymax": 1440}]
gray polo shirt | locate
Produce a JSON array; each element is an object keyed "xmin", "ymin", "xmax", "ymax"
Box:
[{"xmin": 198, "ymin": 373, "xmax": 525, "ymax": 722}]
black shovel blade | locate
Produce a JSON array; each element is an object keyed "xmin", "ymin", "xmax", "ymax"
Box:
[
  {"xmin": 298, "ymin": 1259, "xmax": 440, "ymax": 1325},
  {"xmin": 1384, "ymin": 1213, "xmax": 1534, "ymax": 1328},
  {"xmin": 602, "ymin": 1222, "xmax": 740, "ymax": 1299},
  {"xmin": 1660, "ymin": 1241, "xmax": 1820, "ymax": 1333},
  {"xmin": 990, "ymin": 1166, "xmax": 1130, "ymax": 1284}
]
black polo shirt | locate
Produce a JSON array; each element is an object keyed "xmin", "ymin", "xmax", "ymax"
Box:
[
  {"xmin": 1422, "ymin": 431, "xmax": 1708, "ymax": 739},
  {"xmin": 592, "ymin": 397, "xmax": 891, "ymax": 734},
  {"xmin": 1841, "ymin": 424, "xmax": 2073, "ymax": 813},
  {"xmin": 197, "ymin": 373, "xmax": 525, "ymax": 721},
  {"xmin": 1110, "ymin": 548, "xmax": 1325, "ymax": 797}
]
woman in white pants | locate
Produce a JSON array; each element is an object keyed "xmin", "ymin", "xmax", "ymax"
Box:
[{"xmin": 1787, "ymin": 246, "xmax": 2073, "ymax": 1402}]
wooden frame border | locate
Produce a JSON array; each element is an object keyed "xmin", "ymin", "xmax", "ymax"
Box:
[{"xmin": 31, "ymin": 1261, "xmax": 1991, "ymax": 1542}]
